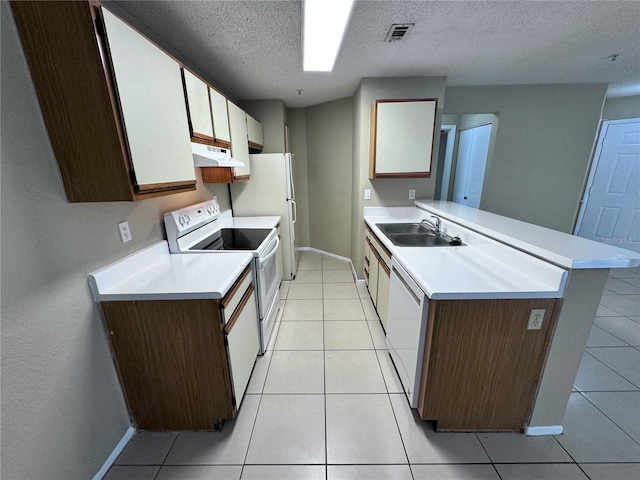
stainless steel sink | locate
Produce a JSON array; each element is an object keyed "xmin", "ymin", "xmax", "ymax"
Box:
[
  {"xmin": 375, "ymin": 223, "xmax": 465, "ymax": 247},
  {"xmin": 376, "ymin": 223, "xmax": 431, "ymax": 235}
]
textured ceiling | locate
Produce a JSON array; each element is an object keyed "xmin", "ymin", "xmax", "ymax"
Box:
[{"xmin": 108, "ymin": 0, "xmax": 640, "ymax": 108}]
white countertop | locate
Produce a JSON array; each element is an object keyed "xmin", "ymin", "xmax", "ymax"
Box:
[
  {"xmin": 364, "ymin": 207, "xmax": 568, "ymax": 300},
  {"xmin": 415, "ymin": 201, "xmax": 640, "ymax": 269},
  {"xmin": 89, "ymin": 241, "xmax": 253, "ymax": 301}
]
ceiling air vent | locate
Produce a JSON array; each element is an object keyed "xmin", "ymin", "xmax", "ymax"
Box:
[{"xmin": 385, "ymin": 23, "xmax": 414, "ymax": 42}]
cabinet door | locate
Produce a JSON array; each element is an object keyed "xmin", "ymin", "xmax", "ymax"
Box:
[
  {"xmin": 225, "ymin": 286, "xmax": 259, "ymax": 406},
  {"xmin": 102, "ymin": 9, "xmax": 196, "ymax": 190},
  {"xmin": 377, "ymin": 262, "xmax": 390, "ymax": 330},
  {"xmin": 370, "ymin": 99, "xmax": 437, "ymax": 179},
  {"xmin": 183, "ymin": 69, "xmax": 214, "ymax": 141},
  {"xmin": 210, "ymin": 87, "xmax": 231, "ymax": 147},
  {"xmin": 228, "ymin": 101, "xmax": 251, "ymax": 180},
  {"xmin": 246, "ymin": 114, "xmax": 264, "ymax": 151}
]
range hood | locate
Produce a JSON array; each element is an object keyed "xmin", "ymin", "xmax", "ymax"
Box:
[{"xmin": 191, "ymin": 143, "xmax": 244, "ymax": 168}]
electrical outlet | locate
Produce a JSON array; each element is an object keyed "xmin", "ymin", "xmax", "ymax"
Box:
[
  {"xmin": 364, "ymin": 188, "xmax": 371, "ymax": 200},
  {"xmin": 527, "ymin": 308, "xmax": 545, "ymax": 330},
  {"xmin": 118, "ymin": 221, "xmax": 132, "ymax": 243},
  {"xmin": 408, "ymin": 188, "xmax": 416, "ymax": 200}
]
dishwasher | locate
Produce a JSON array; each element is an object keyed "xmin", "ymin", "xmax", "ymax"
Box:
[{"xmin": 386, "ymin": 258, "xmax": 430, "ymax": 407}]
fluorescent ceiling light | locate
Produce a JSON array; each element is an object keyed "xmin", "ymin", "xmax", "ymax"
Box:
[{"xmin": 303, "ymin": 0, "xmax": 355, "ymax": 72}]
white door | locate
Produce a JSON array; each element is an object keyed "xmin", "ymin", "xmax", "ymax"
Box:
[
  {"xmin": 575, "ymin": 119, "xmax": 640, "ymax": 253},
  {"xmin": 452, "ymin": 124, "xmax": 491, "ymax": 208}
]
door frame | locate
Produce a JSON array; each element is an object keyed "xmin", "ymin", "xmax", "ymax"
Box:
[
  {"xmin": 439, "ymin": 124, "xmax": 457, "ymax": 200},
  {"xmin": 573, "ymin": 118, "xmax": 640, "ymax": 235}
]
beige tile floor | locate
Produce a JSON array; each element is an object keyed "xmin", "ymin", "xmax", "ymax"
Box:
[{"xmin": 105, "ymin": 254, "xmax": 640, "ymax": 479}]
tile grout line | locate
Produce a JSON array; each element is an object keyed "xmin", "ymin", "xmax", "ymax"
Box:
[
  {"xmin": 576, "ymin": 391, "xmax": 640, "ymax": 447},
  {"xmin": 322, "ymin": 258, "xmax": 329, "ymax": 476},
  {"xmin": 582, "ymin": 349, "xmax": 640, "ymax": 389}
]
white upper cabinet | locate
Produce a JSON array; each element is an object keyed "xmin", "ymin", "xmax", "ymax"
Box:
[
  {"xmin": 246, "ymin": 114, "xmax": 264, "ymax": 151},
  {"xmin": 369, "ymin": 99, "xmax": 438, "ymax": 179},
  {"xmin": 183, "ymin": 69, "xmax": 214, "ymax": 141},
  {"xmin": 228, "ymin": 101, "xmax": 250, "ymax": 179},
  {"xmin": 210, "ymin": 88, "xmax": 231, "ymax": 147},
  {"xmin": 102, "ymin": 9, "xmax": 195, "ymax": 189}
]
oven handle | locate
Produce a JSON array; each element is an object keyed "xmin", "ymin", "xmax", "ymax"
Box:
[{"xmin": 259, "ymin": 235, "xmax": 280, "ymax": 267}]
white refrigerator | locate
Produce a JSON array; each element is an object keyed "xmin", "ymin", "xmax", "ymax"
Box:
[{"xmin": 230, "ymin": 153, "xmax": 298, "ymax": 280}]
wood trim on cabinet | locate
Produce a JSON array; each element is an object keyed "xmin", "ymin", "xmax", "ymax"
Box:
[
  {"xmin": 221, "ymin": 266, "xmax": 252, "ymax": 309},
  {"xmin": 136, "ymin": 179, "xmax": 196, "ymax": 193},
  {"xmin": 192, "ymin": 132, "xmax": 216, "ymax": 143},
  {"xmin": 11, "ymin": 2, "xmax": 198, "ymax": 202},
  {"xmin": 248, "ymin": 141, "xmax": 264, "ymax": 153},
  {"xmin": 224, "ymin": 284, "xmax": 255, "ymax": 334},
  {"xmin": 369, "ymin": 98, "xmax": 437, "ymax": 179},
  {"xmin": 201, "ymin": 167, "xmax": 233, "ymax": 184},
  {"xmin": 365, "ymin": 237, "xmax": 380, "ymax": 260},
  {"xmin": 379, "ymin": 258, "xmax": 391, "ymax": 277},
  {"xmin": 100, "ymin": 299, "xmax": 234, "ymax": 430},
  {"xmin": 373, "ymin": 172, "xmax": 431, "ymax": 179},
  {"xmin": 213, "ymin": 139, "xmax": 232, "ymax": 150},
  {"xmin": 419, "ymin": 297, "xmax": 561, "ymax": 431},
  {"xmin": 10, "ymin": 1, "xmax": 134, "ymax": 202},
  {"xmin": 232, "ymin": 173, "xmax": 251, "ymax": 182}
]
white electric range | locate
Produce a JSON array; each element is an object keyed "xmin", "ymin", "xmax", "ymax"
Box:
[{"xmin": 164, "ymin": 198, "xmax": 282, "ymax": 354}]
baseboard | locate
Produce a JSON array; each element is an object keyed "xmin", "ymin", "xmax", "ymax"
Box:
[
  {"xmin": 92, "ymin": 425, "xmax": 136, "ymax": 480},
  {"xmin": 297, "ymin": 247, "xmax": 361, "ymax": 281},
  {"xmin": 524, "ymin": 425, "xmax": 563, "ymax": 436}
]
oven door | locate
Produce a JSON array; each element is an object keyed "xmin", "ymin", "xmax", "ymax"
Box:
[{"xmin": 257, "ymin": 235, "xmax": 281, "ymax": 318}]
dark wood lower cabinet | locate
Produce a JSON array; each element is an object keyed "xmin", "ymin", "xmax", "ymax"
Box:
[
  {"xmin": 101, "ymin": 299, "xmax": 233, "ymax": 431},
  {"xmin": 417, "ymin": 297, "xmax": 562, "ymax": 432}
]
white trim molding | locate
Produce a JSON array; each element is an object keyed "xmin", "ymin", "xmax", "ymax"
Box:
[
  {"xmin": 296, "ymin": 247, "xmax": 359, "ymax": 281},
  {"xmin": 92, "ymin": 426, "xmax": 136, "ymax": 480},
  {"xmin": 525, "ymin": 425, "xmax": 563, "ymax": 436}
]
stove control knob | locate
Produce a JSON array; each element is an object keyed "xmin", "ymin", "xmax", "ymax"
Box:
[{"xmin": 178, "ymin": 215, "xmax": 186, "ymax": 226}]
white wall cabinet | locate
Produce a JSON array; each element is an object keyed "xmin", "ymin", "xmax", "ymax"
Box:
[
  {"xmin": 246, "ymin": 114, "xmax": 264, "ymax": 152},
  {"xmin": 102, "ymin": 9, "xmax": 196, "ymax": 190},
  {"xmin": 10, "ymin": 2, "xmax": 197, "ymax": 201},
  {"xmin": 369, "ymin": 99, "xmax": 438, "ymax": 179},
  {"xmin": 183, "ymin": 69, "xmax": 214, "ymax": 142},
  {"xmin": 228, "ymin": 101, "xmax": 251, "ymax": 180},
  {"xmin": 210, "ymin": 88, "xmax": 232, "ymax": 147}
]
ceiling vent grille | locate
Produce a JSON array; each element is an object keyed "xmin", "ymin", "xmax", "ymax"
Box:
[{"xmin": 385, "ymin": 23, "xmax": 414, "ymax": 42}]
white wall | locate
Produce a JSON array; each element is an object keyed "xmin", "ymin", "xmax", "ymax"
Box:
[
  {"xmin": 351, "ymin": 77, "xmax": 447, "ymax": 276},
  {"xmin": 287, "ymin": 108, "xmax": 310, "ymax": 247},
  {"xmin": 444, "ymin": 85, "xmax": 607, "ymax": 233},
  {"xmin": 239, "ymin": 99, "xmax": 287, "ymax": 153},
  {"xmin": 602, "ymin": 95, "xmax": 640, "ymax": 120},
  {"xmin": 1, "ymin": 5, "xmax": 227, "ymax": 477},
  {"xmin": 305, "ymin": 97, "xmax": 354, "ymax": 257}
]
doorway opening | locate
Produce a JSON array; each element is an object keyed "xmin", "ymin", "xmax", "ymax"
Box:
[{"xmin": 435, "ymin": 113, "xmax": 498, "ymax": 207}]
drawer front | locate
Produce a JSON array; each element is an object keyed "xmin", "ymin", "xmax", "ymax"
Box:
[{"xmin": 222, "ymin": 266, "xmax": 253, "ymax": 323}]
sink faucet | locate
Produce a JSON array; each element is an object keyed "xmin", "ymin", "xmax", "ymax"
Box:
[{"xmin": 421, "ymin": 215, "xmax": 442, "ymax": 233}]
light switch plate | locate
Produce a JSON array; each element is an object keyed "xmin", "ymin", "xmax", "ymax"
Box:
[
  {"xmin": 364, "ymin": 189, "xmax": 371, "ymax": 200},
  {"xmin": 118, "ymin": 221, "xmax": 132, "ymax": 243},
  {"xmin": 527, "ymin": 308, "xmax": 545, "ymax": 330}
]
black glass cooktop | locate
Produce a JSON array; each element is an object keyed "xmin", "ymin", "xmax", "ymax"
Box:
[{"xmin": 189, "ymin": 228, "xmax": 272, "ymax": 251}]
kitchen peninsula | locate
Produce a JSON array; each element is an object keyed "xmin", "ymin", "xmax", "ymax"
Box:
[{"xmin": 363, "ymin": 201, "xmax": 640, "ymax": 434}]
